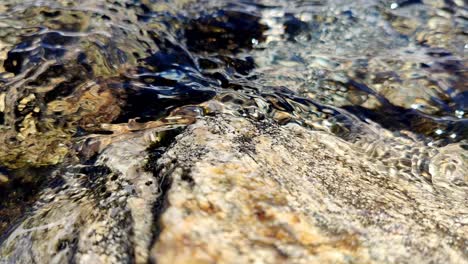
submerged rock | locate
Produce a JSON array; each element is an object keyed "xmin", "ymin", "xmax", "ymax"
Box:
[
  {"xmin": 1, "ymin": 114, "xmax": 466, "ymax": 263},
  {"xmin": 0, "ymin": 136, "xmax": 158, "ymax": 263}
]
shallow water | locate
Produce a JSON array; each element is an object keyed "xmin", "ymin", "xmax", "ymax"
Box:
[{"xmin": 0, "ymin": 0, "xmax": 466, "ymax": 251}]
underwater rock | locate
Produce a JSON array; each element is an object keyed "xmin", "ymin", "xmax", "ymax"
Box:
[
  {"xmin": 0, "ymin": 134, "xmax": 161, "ymax": 264},
  {"xmin": 185, "ymin": 10, "xmax": 267, "ymax": 53},
  {"xmin": 1, "ymin": 114, "xmax": 466, "ymax": 264}
]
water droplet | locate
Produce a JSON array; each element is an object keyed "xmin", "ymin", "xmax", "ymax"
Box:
[
  {"xmin": 455, "ymin": 110, "xmax": 464, "ymax": 118},
  {"xmin": 411, "ymin": 104, "xmax": 421, "ymax": 109},
  {"xmin": 390, "ymin": 3, "xmax": 399, "ymax": 9}
]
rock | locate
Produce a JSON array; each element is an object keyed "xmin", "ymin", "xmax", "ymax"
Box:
[
  {"xmin": 150, "ymin": 115, "xmax": 467, "ymax": 264},
  {"xmin": 0, "ymin": 174, "xmax": 8, "ymax": 184},
  {"xmin": 0, "ymin": 134, "xmax": 162, "ymax": 264},
  {"xmin": 1, "ymin": 114, "xmax": 465, "ymax": 264}
]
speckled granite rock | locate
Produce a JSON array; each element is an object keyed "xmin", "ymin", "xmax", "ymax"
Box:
[
  {"xmin": 151, "ymin": 115, "xmax": 467, "ymax": 264},
  {"xmin": 0, "ymin": 114, "xmax": 466, "ymax": 263}
]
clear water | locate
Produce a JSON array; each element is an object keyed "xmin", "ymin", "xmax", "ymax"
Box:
[{"xmin": 0, "ymin": 0, "xmax": 466, "ymax": 240}]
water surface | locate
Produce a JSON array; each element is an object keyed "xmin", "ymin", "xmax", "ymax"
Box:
[{"xmin": 0, "ymin": 0, "xmax": 466, "ymax": 246}]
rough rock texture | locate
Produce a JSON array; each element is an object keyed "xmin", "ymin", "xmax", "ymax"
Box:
[
  {"xmin": 0, "ymin": 114, "xmax": 466, "ymax": 263},
  {"xmin": 151, "ymin": 115, "xmax": 467, "ymax": 264},
  {"xmin": 0, "ymin": 133, "xmax": 161, "ymax": 264}
]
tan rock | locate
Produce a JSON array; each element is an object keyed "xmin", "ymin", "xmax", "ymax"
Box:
[
  {"xmin": 0, "ymin": 115, "xmax": 466, "ymax": 263},
  {"xmin": 150, "ymin": 115, "xmax": 467, "ymax": 264}
]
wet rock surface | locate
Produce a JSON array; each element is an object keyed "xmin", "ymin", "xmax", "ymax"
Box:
[
  {"xmin": 153, "ymin": 114, "xmax": 467, "ymax": 264},
  {"xmin": 0, "ymin": 114, "xmax": 466, "ymax": 263}
]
